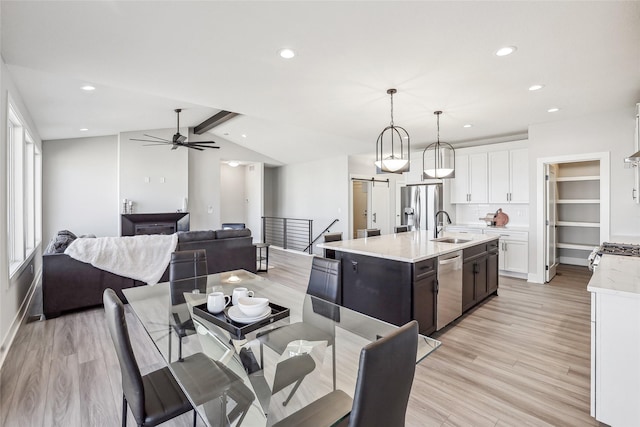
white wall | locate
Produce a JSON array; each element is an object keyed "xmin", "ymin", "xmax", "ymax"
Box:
[
  {"xmin": 43, "ymin": 136, "xmax": 118, "ymax": 239},
  {"xmin": 119, "ymin": 129, "xmax": 188, "ymax": 215},
  {"xmin": 272, "ymin": 155, "xmax": 349, "ymax": 253},
  {"xmin": 245, "ymin": 163, "xmax": 264, "ymax": 242},
  {"xmin": 187, "ymin": 142, "xmax": 220, "ymax": 231},
  {"xmin": 220, "ymin": 163, "xmax": 246, "ymax": 223},
  {"xmin": 528, "ymin": 106, "xmax": 639, "ymax": 282},
  {"xmin": 0, "ymin": 56, "xmax": 43, "ymax": 367}
]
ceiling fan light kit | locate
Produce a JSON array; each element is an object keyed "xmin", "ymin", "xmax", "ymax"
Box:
[
  {"xmin": 375, "ymin": 88, "xmax": 410, "ymax": 174},
  {"xmin": 423, "ymin": 111, "xmax": 456, "ymax": 179},
  {"xmin": 129, "ymin": 109, "xmax": 220, "ymax": 151}
]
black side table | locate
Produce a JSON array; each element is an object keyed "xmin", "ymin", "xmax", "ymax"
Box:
[{"xmin": 256, "ymin": 243, "xmax": 270, "ymax": 272}]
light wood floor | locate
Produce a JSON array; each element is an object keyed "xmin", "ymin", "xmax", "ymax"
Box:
[{"xmin": 0, "ymin": 250, "xmax": 600, "ymax": 426}]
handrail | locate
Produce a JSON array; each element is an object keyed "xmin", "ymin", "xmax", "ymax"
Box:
[{"xmin": 304, "ymin": 219, "xmax": 340, "ymax": 252}]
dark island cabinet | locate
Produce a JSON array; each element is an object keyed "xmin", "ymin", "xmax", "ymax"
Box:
[
  {"xmin": 486, "ymin": 241, "xmax": 499, "ymax": 296},
  {"xmin": 336, "ymin": 251, "xmax": 437, "ymax": 335},
  {"xmin": 413, "ymin": 268, "xmax": 437, "ymax": 335},
  {"xmin": 463, "ymin": 241, "xmax": 499, "ymax": 313}
]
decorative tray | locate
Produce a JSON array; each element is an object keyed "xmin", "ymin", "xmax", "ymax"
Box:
[{"xmin": 193, "ymin": 302, "xmax": 290, "ymax": 339}]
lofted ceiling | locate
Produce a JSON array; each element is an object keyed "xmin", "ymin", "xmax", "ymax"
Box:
[{"xmin": 2, "ymin": 1, "xmax": 639, "ymax": 165}]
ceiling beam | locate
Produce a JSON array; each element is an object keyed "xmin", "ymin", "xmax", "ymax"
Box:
[{"xmin": 193, "ymin": 110, "xmax": 239, "ymax": 134}]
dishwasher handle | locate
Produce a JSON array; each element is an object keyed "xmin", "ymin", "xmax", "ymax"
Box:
[{"xmin": 438, "ymin": 254, "xmax": 462, "ymax": 265}]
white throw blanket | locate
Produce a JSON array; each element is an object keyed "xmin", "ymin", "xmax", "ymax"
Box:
[{"xmin": 65, "ymin": 234, "xmax": 178, "ymax": 285}]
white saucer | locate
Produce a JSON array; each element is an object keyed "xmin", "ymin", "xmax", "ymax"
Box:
[{"xmin": 226, "ymin": 305, "xmax": 271, "ymax": 324}]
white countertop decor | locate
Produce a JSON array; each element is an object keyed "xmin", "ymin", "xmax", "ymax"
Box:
[{"xmin": 317, "ymin": 230, "xmax": 498, "ymax": 263}]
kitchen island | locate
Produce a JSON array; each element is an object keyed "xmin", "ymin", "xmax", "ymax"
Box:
[
  {"xmin": 587, "ymin": 254, "xmax": 640, "ymax": 426},
  {"xmin": 318, "ymin": 230, "xmax": 499, "ymax": 335}
]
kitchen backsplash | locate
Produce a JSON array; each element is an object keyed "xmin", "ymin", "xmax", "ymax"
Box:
[{"xmin": 454, "ymin": 204, "xmax": 530, "ymax": 227}]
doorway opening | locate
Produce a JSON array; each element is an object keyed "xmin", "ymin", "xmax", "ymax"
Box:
[
  {"xmin": 350, "ymin": 177, "xmax": 391, "ymax": 239},
  {"xmin": 537, "ymin": 152, "xmax": 609, "ymax": 283}
]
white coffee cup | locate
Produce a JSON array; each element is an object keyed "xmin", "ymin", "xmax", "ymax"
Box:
[
  {"xmin": 207, "ymin": 292, "xmax": 231, "ymax": 314},
  {"xmin": 232, "ymin": 287, "xmax": 254, "ymax": 305}
]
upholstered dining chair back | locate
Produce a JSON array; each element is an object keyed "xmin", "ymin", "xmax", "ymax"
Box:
[
  {"xmin": 169, "ymin": 249, "xmax": 208, "ymax": 305},
  {"xmin": 322, "ymin": 231, "xmax": 342, "ymax": 259},
  {"xmin": 306, "ymin": 257, "xmax": 341, "ymax": 305},
  {"xmin": 103, "ymin": 288, "xmax": 146, "ymax": 425},
  {"xmin": 363, "ymin": 228, "xmax": 381, "ymax": 237},
  {"xmin": 349, "ymin": 320, "xmax": 419, "ymax": 427}
]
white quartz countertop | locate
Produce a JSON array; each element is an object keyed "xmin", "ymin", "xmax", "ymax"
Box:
[
  {"xmin": 587, "ymin": 255, "xmax": 640, "ymax": 297},
  {"xmin": 317, "ymin": 230, "xmax": 498, "ymax": 263},
  {"xmin": 447, "ymin": 223, "xmax": 530, "ymax": 232}
]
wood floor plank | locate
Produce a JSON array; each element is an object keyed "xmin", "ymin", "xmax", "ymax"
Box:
[
  {"xmin": 78, "ymin": 358, "xmax": 120, "ymax": 426},
  {"xmin": 43, "ymin": 354, "xmax": 81, "ymax": 427}
]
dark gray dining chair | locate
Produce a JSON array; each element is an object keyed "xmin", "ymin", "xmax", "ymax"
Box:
[
  {"xmin": 394, "ymin": 225, "xmax": 409, "ymax": 233},
  {"xmin": 103, "ymin": 288, "xmax": 196, "ymax": 427},
  {"xmin": 272, "ymin": 320, "xmax": 419, "ymax": 427},
  {"xmin": 363, "ymin": 228, "xmax": 381, "ymax": 237},
  {"xmin": 258, "ymin": 257, "xmax": 341, "ymax": 403},
  {"xmin": 169, "ymin": 249, "xmax": 208, "ymax": 362}
]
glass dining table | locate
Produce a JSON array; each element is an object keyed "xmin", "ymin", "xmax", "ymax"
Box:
[{"xmin": 123, "ymin": 269, "xmax": 441, "ymax": 427}]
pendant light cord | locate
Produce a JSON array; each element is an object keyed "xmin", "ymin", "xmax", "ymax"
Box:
[{"xmin": 389, "ymin": 91, "xmax": 394, "ymax": 127}]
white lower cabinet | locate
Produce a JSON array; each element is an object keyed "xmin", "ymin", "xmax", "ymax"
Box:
[
  {"xmin": 484, "ymin": 230, "xmax": 528, "ymax": 277},
  {"xmin": 446, "ymin": 227, "xmax": 529, "ymax": 277},
  {"xmin": 590, "ymin": 291, "xmax": 640, "ymax": 426}
]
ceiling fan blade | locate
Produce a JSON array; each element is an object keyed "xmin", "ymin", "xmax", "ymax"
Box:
[
  {"xmin": 143, "ymin": 134, "xmax": 171, "ymax": 142},
  {"xmin": 131, "ymin": 138, "xmax": 172, "ymax": 143},
  {"xmin": 190, "ymin": 144, "xmax": 220, "ymax": 149},
  {"xmin": 188, "ymin": 140, "xmax": 217, "ymax": 144},
  {"xmin": 184, "ymin": 145, "xmax": 204, "ymax": 151},
  {"xmin": 143, "ymin": 143, "xmax": 173, "ymax": 146}
]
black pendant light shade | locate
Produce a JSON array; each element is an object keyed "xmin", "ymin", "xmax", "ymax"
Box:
[
  {"xmin": 423, "ymin": 111, "xmax": 455, "ymax": 179},
  {"xmin": 375, "ymin": 89, "xmax": 410, "ymax": 174}
]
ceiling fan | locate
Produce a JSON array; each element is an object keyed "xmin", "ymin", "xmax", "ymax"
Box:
[{"xmin": 130, "ymin": 109, "xmax": 220, "ymax": 151}]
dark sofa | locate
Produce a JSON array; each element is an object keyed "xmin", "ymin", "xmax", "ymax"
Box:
[{"xmin": 42, "ymin": 229, "xmax": 257, "ymax": 318}]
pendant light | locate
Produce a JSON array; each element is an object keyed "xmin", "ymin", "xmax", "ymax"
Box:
[
  {"xmin": 423, "ymin": 111, "xmax": 455, "ymax": 179},
  {"xmin": 375, "ymin": 89, "xmax": 410, "ymax": 174}
]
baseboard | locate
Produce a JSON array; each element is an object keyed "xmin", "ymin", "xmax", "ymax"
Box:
[
  {"xmin": 499, "ymin": 270, "xmax": 528, "ymax": 280},
  {"xmin": 559, "ymin": 256, "xmax": 589, "ymax": 267},
  {"xmin": 0, "ymin": 268, "xmax": 42, "ymax": 370}
]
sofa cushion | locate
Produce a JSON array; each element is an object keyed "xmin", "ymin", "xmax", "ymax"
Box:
[
  {"xmin": 177, "ymin": 230, "xmax": 216, "ymax": 242},
  {"xmin": 215, "ymin": 229, "xmax": 251, "ymax": 239}
]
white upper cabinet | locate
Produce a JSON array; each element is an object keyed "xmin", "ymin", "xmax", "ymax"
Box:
[
  {"xmin": 488, "ymin": 148, "xmax": 529, "ymax": 203},
  {"xmin": 451, "ymin": 152, "xmax": 488, "ymax": 204}
]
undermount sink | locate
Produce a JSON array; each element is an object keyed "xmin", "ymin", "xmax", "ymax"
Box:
[{"xmin": 432, "ymin": 237, "xmax": 471, "ymax": 244}]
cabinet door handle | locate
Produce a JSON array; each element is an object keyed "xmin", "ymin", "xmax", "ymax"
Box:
[{"xmin": 633, "ymin": 189, "xmax": 637, "ymax": 201}]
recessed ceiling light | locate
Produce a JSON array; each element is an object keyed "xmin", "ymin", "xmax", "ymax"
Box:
[
  {"xmin": 81, "ymin": 85, "xmax": 95, "ymax": 91},
  {"xmin": 80, "ymin": 128, "xmax": 89, "ymax": 131},
  {"xmin": 547, "ymin": 107, "xmax": 560, "ymax": 113},
  {"xmin": 241, "ymin": 134, "xmax": 247, "ymax": 138},
  {"xmin": 228, "ymin": 161, "xmax": 240, "ymax": 167},
  {"xmin": 495, "ymin": 46, "xmax": 517, "ymax": 57},
  {"xmin": 463, "ymin": 124, "xmax": 472, "ymax": 128},
  {"xmin": 529, "ymin": 84, "xmax": 544, "ymax": 91},
  {"xmin": 278, "ymin": 48, "xmax": 296, "ymax": 59}
]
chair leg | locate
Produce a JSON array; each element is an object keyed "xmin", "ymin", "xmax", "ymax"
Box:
[
  {"xmin": 332, "ymin": 345, "xmax": 336, "ymax": 391},
  {"xmin": 283, "ymin": 377, "xmax": 306, "ymax": 406},
  {"xmin": 168, "ymin": 325, "xmax": 173, "ymax": 362},
  {"xmin": 122, "ymin": 394, "xmax": 128, "ymax": 427},
  {"xmin": 178, "ymin": 336, "xmax": 184, "ymax": 362},
  {"xmin": 193, "ymin": 409, "xmax": 197, "ymax": 427}
]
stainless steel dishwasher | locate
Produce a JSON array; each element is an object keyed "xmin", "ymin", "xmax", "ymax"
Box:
[{"xmin": 437, "ymin": 250, "xmax": 463, "ymax": 330}]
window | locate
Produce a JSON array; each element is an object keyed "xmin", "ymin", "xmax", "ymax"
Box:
[{"xmin": 7, "ymin": 101, "xmax": 41, "ymax": 277}]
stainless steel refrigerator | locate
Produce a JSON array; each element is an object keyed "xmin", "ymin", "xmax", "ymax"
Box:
[{"xmin": 400, "ymin": 184, "xmax": 443, "ymax": 233}]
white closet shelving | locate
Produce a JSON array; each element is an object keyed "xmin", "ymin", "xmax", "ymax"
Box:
[{"xmin": 555, "ymin": 162, "xmax": 601, "ymax": 264}]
